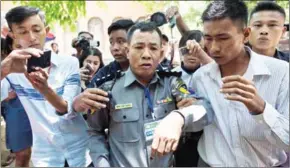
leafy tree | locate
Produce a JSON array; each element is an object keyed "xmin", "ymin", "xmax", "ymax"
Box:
[{"xmin": 11, "ymin": 1, "xmax": 107, "ymax": 31}]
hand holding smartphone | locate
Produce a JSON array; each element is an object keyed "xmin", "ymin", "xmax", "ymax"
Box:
[{"xmin": 27, "ymin": 50, "xmax": 51, "ymax": 73}]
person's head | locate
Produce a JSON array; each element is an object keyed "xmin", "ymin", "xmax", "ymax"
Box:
[
  {"xmin": 51, "ymin": 42, "xmax": 58, "ymax": 53},
  {"xmin": 179, "ymin": 30, "xmax": 204, "ymax": 70},
  {"xmin": 127, "ymin": 22, "xmax": 163, "ymax": 83},
  {"xmin": 79, "ymin": 47, "xmax": 104, "ymax": 75},
  {"xmin": 249, "ymin": 2, "xmax": 286, "ymax": 54},
  {"xmin": 5, "ymin": 6, "xmax": 49, "ymax": 50},
  {"xmin": 161, "ymin": 34, "xmax": 169, "ymax": 59},
  {"xmin": 78, "ymin": 31, "xmax": 94, "ymax": 41},
  {"xmin": 201, "ymin": 0, "xmax": 249, "ymax": 66},
  {"xmin": 1, "ymin": 36, "xmax": 22, "ymax": 60},
  {"xmin": 108, "ymin": 19, "xmax": 134, "ymax": 63}
]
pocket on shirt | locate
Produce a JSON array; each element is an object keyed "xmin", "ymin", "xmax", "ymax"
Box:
[
  {"xmin": 110, "ymin": 108, "xmax": 140, "ymax": 142},
  {"xmin": 154, "ymin": 102, "xmax": 176, "ymax": 119}
]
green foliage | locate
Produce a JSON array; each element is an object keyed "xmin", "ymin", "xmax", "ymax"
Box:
[
  {"xmin": 12, "ymin": 1, "xmax": 86, "ymax": 31},
  {"xmin": 135, "ymin": 0, "xmax": 179, "ymax": 13}
]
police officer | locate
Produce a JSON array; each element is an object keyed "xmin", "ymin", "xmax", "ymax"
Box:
[{"xmin": 73, "ymin": 22, "xmax": 211, "ymax": 167}]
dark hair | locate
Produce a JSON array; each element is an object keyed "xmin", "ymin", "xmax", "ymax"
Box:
[
  {"xmin": 51, "ymin": 42, "xmax": 58, "ymax": 47},
  {"xmin": 202, "ymin": 0, "xmax": 248, "ymax": 29},
  {"xmin": 1, "ymin": 36, "xmax": 13, "ymax": 59},
  {"xmin": 250, "ymin": 1, "xmax": 286, "ymax": 19},
  {"xmin": 162, "ymin": 34, "xmax": 169, "ymax": 42},
  {"xmin": 179, "ymin": 30, "xmax": 203, "ymax": 48},
  {"xmin": 5, "ymin": 6, "xmax": 46, "ymax": 30},
  {"xmin": 127, "ymin": 21, "xmax": 162, "ymax": 45},
  {"xmin": 78, "ymin": 31, "xmax": 94, "ymax": 39},
  {"xmin": 108, "ymin": 19, "xmax": 135, "ymax": 35},
  {"xmin": 79, "ymin": 47, "xmax": 104, "ymax": 70}
]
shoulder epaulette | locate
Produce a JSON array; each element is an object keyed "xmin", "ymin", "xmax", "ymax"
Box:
[
  {"xmin": 93, "ymin": 70, "xmax": 124, "ymax": 87},
  {"xmin": 156, "ymin": 69, "xmax": 182, "ymax": 78}
]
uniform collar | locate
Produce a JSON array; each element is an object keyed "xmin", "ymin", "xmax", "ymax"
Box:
[
  {"xmin": 124, "ymin": 68, "xmax": 162, "ymax": 88},
  {"xmin": 208, "ymin": 46, "xmax": 271, "ymax": 82}
]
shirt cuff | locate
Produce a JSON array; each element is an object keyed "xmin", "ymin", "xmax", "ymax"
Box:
[
  {"xmin": 178, "ymin": 105, "xmax": 207, "ymax": 128},
  {"xmin": 252, "ymin": 102, "xmax": 279, "ymax": 128}
]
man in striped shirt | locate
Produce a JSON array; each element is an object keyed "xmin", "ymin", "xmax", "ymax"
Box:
[{"xmin": 151, "ymin": 0, "xmax": 289, "ymax": 167}]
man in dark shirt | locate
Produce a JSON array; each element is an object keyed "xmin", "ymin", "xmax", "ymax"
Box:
[
  {"xmin": 88, "ymin": 19, "xmax": 134, "ymax": 88},
  {"xmin": 248, "ymin": 1, "xmax": 289, "ymax": 62}
]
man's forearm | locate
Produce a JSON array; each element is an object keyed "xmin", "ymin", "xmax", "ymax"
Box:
[
  {"xmin": 42, "ymin": 86, "xmax": 68, "ymax": 114},
  {"xmin": 199, "ymin": 50, "xmax": 213, "ymax": 65},
  {"xmin": 176, "ymin": 14, "xmax": 190, "ymax": 36}
]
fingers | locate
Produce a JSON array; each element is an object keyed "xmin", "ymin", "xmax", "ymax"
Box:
[
  {"xmin": 86, "ymin": 91, "xmax": 110, "ymax": 103},
  {"xmin": 18, "ymin": 48, "xmax": 43, "ymax": 57},
  {"xmin": 87, "ymin": 88, "xmax": 108, "ymax": 97},
  {"xmin": 186, "ymin": 40, "xmax": 200, "ymax": 55},
  {"xmin": 224, "ymin": 94, "xmax": 250, "ymax": 104},
  {"xmin": 164, "ymin": 139, "xmax": 175, "ymax": 154},
  {"xmin": 156, "ymin": 138, "xmax": 167, "ymax": 157},
  {"xmin": 34, "ymin": 67, "xmax": 49, "ymax": 79},
  {"xmin": 177, "ymin": 98, "xmax": 195, "ymax": 109},
  {"xmin": 220, "ymin": 87, "xmax": 254, "ymax": 99},
  {"xmin": 151, "ymin": 136, "xmax": 160, "ymax": 159},
  {"xmin": 222, "ymin": 80, "xmax": 256, "ymax": 94},
  {"xmin": 222, "ymin": 75, "xmax": 254, "ymax": 85},
  {"xmin": 177, "ymin": 99, "xmax": 187, "ymax": 108},
  {"xmin": 83, "ymin": 98, "xmax": 107, "ymax": 109}
]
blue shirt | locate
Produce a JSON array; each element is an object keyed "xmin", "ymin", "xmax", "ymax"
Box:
[{"xmin": 1, "ymin": 53, "xmax": 92, "ymax": 167}]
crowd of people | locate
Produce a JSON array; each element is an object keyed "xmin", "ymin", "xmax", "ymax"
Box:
[{"xmin": 0, "ymin": 0, "xmax": 289, "ymax": 167}]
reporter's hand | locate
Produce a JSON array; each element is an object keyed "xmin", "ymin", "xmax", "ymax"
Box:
[
  {"xmin": 1, "ymin": 48, "xmax": 43, "ymax": 75},
  {"xmin": 25, "ymin": 67, "xmax": 49, "ymax": 94},
  {"xmin": 73, "ymin": 88, "xmax": 110, "ymax": 112},
  {"xmin": 186, "ymin": 40, "xmax": 213, "ymax": 65},
  {"xmin": 80, "ymin": 67, "xmax": 91, "ymax": 82},
  {"xmin": 165, "ymin": 6, "xmax": 179, "ymax": 20}
]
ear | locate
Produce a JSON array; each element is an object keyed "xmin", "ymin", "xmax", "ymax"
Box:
[
  {"xmin": 7, "ymin": 31, "xmax": 15, "ymax": 39},
  {"xmin": 45, "ymin": 26, "xmax": 50, "ymax": 34},
  {"xmin": 126, "ymin": 46, "xmax": 130, "ymax": 59},
  {"xmin": 243, "ymin": 27, "xmax": 251, "ymax": 43},
  {"xmin": 281, "ymin": 26, "xmax": 287, "ymax": 37}
]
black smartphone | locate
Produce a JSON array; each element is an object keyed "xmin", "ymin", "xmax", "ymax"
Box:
[{"xmin": 27, "ymin": 50, "xmax": 51, "ymax": 73}]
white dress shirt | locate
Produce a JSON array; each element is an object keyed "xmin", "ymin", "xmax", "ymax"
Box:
[
  {"xmin": 1, "ymin": 53, "xmax": 92, "ymax": 167},
  {"xmin": 189, "ymin": 47, "xmax": 289, "ymax": 167}
]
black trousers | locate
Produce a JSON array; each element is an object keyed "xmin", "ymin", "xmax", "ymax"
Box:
[{"xmin": 174, "ymin": 131, "xmax": 203, "ymax": 167}]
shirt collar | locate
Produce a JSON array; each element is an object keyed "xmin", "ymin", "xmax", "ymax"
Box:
[
  {"xmin": 208, "ymin": 46, "xmax": 271, "ymax": 82},
  {"xmin": 124, "ymin": 68, "xmax": 162, "ymax": 88}
]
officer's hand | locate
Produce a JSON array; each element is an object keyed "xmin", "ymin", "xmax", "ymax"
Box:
[
  {"xmin": 73, "ymin": 88, "xmax": 109, "ymax": 112},
  {"xmin": 151, "ymin": 112, "xmax": 184, "ymax": 158},
  {"xmin": 177, "ymin": 97, "xmax": 196, "ymax": 109}
]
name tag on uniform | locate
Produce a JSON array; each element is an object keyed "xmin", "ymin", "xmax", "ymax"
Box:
[
  {"xmin": 115, "ymin": 103, "xmax": 133, "ymax": 110},
  {"xmin": 144, "ymin": 120, "xmax": 160, "ymax": 142}
]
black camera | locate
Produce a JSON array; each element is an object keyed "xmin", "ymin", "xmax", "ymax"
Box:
[{"xmin": 73, "ymin": 37, "xmax": 100, "ymax": 50}]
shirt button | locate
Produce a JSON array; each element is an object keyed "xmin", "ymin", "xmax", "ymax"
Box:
[{"xmin": 123, "ymin": 115, "xmax": 127, "ymax": 119}]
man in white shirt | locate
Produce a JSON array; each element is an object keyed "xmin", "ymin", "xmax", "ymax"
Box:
[
  {"xmin": 151, "ymin": 0, "xmax": 289, "ymax": 167},
  {"xmin": 1, "ymin": 6, "xmax": 92, "ymax": 167}
]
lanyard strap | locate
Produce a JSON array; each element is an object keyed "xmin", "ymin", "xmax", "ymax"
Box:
[{"xmin": 144, "ymin": 87, "xmax": 154, "ymax": 119}]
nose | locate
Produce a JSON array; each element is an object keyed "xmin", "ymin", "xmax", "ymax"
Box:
[
  {"xmin": 209, "ymin": 40, "xmax": 220, "ymax": 55},
  {"xmin": 28, "ymin": 31, "xmax": 37, "ymax": 43},
  {"xmin": 141, "ymin": 48, "xmax": 152, "ymax": 60},
  {"xmin": 260, "ymin": 25, "xmax": 269, "ymax": 35},
  {"xmin": 112, "ymin": 43, "xmax": 120, "ymax": 51}
]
